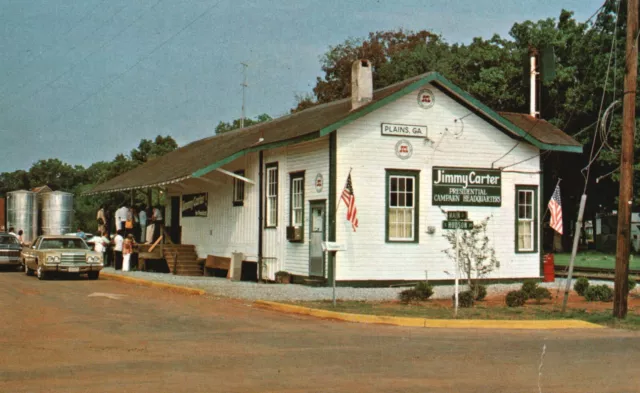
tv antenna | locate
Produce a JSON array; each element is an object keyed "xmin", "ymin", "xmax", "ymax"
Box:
[{"xmin": 240, "ymin": 62, "xmax": 248, "ymax": 129}]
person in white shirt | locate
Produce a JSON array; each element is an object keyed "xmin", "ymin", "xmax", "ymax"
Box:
[
  {"xmin": 93, "ymin": 231, "xmax": 109, "ymax": 264},
  {"xmin": 8, "ymin": 227, "xmax": 18, "ymax": 240},
  {"xmin": 139, "ymin": 205, "xmax": 147, "ymax": 243},
  {"xmin": 115, "ymin": 205, "xmax": 129, "ymax": 232},
  {"xmin": 152, "ymin": 206, "xmax": 163, "ymax": 242},
  {"xmin": 113, "ymin": 230, "xmax": 124, "ymax": 270}
]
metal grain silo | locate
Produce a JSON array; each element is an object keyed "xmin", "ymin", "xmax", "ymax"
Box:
[
  {"xmin": 41, "ymin": 191, "xmax": 74, "ymax": 236},
  {"xmin": 6, "ymin": 190, "xmax": 38, "ymax": 243}
]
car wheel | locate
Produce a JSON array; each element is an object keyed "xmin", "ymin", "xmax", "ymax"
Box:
[
  {"xmin": 87, "ymin": 271, "xmax": 100, "ymax": 280},
  {"xmin": 25, "ymin": 261, "xmax": 34, "ymax": 276},
  {"xmin": 36, "ymin": 265, "xmax": 48, "ymax": 280}
]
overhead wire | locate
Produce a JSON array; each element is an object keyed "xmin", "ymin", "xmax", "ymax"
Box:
[
  {"xmin": 31, "ymin": 0, "xmax": 223, "ymax": 136},
  {"xmin": 0, "ymin": 0, "xmax": 109, "ymax": 94},
  {"xmin": 0, "ymin": 0, "xmax": 136, "ymax": 113}
]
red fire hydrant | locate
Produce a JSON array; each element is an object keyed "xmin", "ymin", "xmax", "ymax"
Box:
[{"xmin": 543, "ymin": 254, "xmax": 555, "ymax": 282}]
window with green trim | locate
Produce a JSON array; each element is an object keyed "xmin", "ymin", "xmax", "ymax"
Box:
[
  {"xmin": 290, "ymin": 172, "xmax": 305, "ymax": 227},
  {"xmin": 516, "ymin": 186, "xmax": 538, "ymax": 252},
  {"xmin": 386, "ymin": 170, "xmax": 420, "ymax": 243},
  {"xmin": 233, "ymin": 170, "xmax": 245, "ymax": 207},
  {"xmin": 265, "ymin": 163, "xmax": 278, "ymax": 227}
]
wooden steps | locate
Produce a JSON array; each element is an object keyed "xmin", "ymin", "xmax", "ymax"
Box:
[{"xmin": 162, "ymin": 244, "xmax": 203, "ymax": 276}]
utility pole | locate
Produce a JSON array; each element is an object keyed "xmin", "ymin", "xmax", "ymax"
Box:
[
  {"xmin": 614, "ymin": 0, "xmax": 638, "ymax": 319},
  {"xmin": 240, "ymin": 62, "xmax": 248, "ymax": 129}
]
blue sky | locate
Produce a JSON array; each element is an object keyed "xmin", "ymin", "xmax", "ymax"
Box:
[{"xmin": 0, "ymin": 0, "xmax": 602, "ymax": 173}]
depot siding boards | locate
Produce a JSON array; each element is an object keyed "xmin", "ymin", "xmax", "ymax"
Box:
[{"xmin": 334, "ymin": 84, "xmax": 541, "ymax": 281}]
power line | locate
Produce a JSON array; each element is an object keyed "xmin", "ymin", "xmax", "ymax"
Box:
[
  {"xmin": 0, "ymin": 0, "xmax": 109, "ymax": 95},
  {"xmin": 0, "ymin": 0, "xmax": 156, "ymax": 113},
  {"xmin": 32, "ymin": 0, "xmax": 223, "ymax": 135}
]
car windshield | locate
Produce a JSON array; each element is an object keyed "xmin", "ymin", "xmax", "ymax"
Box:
[
  {"xmin": 39, "ymin": 238, "xmax": 89, "ymax": 250},
  {"xmin": 0, "ymin": 236, "xmax": 19, "ymax": 245}
]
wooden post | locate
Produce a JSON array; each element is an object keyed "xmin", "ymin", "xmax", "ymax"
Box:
[{"xmin": 614, "ymin": 0, "xmax": 638, "ymax": 319}]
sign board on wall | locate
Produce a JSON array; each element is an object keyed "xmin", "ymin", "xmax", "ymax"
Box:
[
  {"xmin": 381, "ymin": 123, "xmax": 428, "ymax": 138},
  {"xmin": 432, "ymin": 167, "xmax": 501, "ymax": 207},
  {"xmin": 182, "ymin": 193, "xmax": 208, "ymax": 217}
]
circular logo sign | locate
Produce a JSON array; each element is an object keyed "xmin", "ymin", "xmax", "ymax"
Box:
[
  {"xmin": 395, "ymin": 139, "xmax": 413, "ymax": 160},
  {"xmin": 417, "ymin": 88, "xmax": 435, "ymax": 109},
  {"xmin": 315, "ymin": 173, "xmax": 323, "ymax": 192}
]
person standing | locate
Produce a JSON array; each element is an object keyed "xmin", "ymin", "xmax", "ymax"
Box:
[
  {"xmin": 17, "ymin": 230, "xmax": 24, "ymax": 246},
  {"xmin": 104, "ymin": 207, "xmax": 113, "ymax": 237},
  {"xmin": 139, "ymin": 205, "xmax": 147, "ymax": 243},
  {"xmin": 93, "ymin": 231, "xmax": 109, "ymax": 264},
  {"xmin": 152, "ymin": 205, "xmax": 163, "ymax": 243},
  {"xmin": 113, "ymin": 230, "xmax": 124, "ymax": 270},
  {"xmin": 122, "ymin": 234, "xmax": 134, "ymax": 272},
  {"xmin": 8, "ymin": 227, "xmax": 18, "ymax": 240},
  {"xmin": 96, "ymin": 205, "xmax": 106, "ymax": 235},
  {"xmin": 115, "ymin": 205, "xmax": 129, "ymax": 232}
]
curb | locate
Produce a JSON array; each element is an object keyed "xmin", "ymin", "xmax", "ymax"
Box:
[
  {"xmin": 101, "ymin": 272, "xmax": 206, "ymax": 296},
  {"xmin": 254, "ymin": 300, "xmax": 604, "ymax": 330}
]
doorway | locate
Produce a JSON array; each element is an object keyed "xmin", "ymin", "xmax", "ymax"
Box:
[
  {"xmin": 308, "ymin": 200, "xmax": 326, "ymax": 277},
  {"xmin": 170, "ymin": 196, "xmax": 181, "ymax": 244}
]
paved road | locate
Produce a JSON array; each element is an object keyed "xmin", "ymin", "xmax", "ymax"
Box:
[{"xmin": 1, "ymin": 270, "xmax": 640, "ymax": 393}]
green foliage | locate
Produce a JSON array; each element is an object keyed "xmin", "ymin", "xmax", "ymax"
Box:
[
  {"xmin": 215, "ymin": 113, "xmax": 272, "ymax": 134},
  {"xmin": 469, "ymin": 283, "xmax": 487, "ymax": 301},
  {"xmin": 505, "ymin": 290, "xmax": 527, "ymax": 307},
  {"xmin": 584, "ymin": 285, "xmax": 614, "ymax": 302},
  {"xmin": 521, "ymin": 280, "xmax": 539, "ymax": 299},
  {"xmin": 574, "ymin": 277, "xmax": 590, "ymax": 296},
  {"xmin": 533, "ymin": 287, "xmax": 552, "ymax": 304},
  {"xmin": 456, "ymin": 290, "xmax": 475, "ymax": 308},
  {"xmin": 399, "ymin": 281, "xmax": 434, "ymax": 304},
  {"xmin": 442, "ymin": 216, "xmax": 500, "ymax": 291},
  {"xmin": 629, "ymin": 278, "xmax": 636, "ymax": 293}
]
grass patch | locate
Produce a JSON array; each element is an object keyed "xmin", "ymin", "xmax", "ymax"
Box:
[
  {"xmin": 553, "ymin": 251, "xmax": 640, "ymax": 271},
  {"xmin": 287, "ymin": 300, "xmax": 640, "ymax": 330}
]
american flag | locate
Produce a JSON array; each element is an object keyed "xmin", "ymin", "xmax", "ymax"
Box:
[
  {"xmin": 548, "ymin": 184, "xmax": 563, "ymax": 235},
  {"xmin": 341, "ymin": 173, "xmax": 359, "ymax": 232}
]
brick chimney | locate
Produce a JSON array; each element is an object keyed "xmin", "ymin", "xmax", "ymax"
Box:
[{"xmin": 351, "ymin": 59, "xmax": 373, "ymax": 110}]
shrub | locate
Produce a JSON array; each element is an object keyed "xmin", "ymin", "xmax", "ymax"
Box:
[
  {"xmin": 505, "ymin": 290, "xmax": 527, "ymax": 307},
  {"xmin": 453, "ymin": 290, "xmax": 474, "ymax": 308},
  {"xmin": 629, "ymin": 278, "xmax": 637, "ymax": 293},
  {"xmin": 574, "ymin": 277, "xmax": 590, "ymax": 296},
  {"xmin": 584, "ymin": 285, "xmax": 613, "ymax": 302},
  {"xmin": 469, "ymin": 283, "xmax": 487, "ymax": 301},
  {"xmin": 414, "ymin": 282, "xmax": 434, "ymax": 300},
  {"xmin": 521, "ymin": 280, "xmax": 539, "ymax": 299},
  {"xmin": 533, "ymin": 287, "xmax": 552, "ymax": 304},
  {"xmin": 399, "ymin": 289, "xmax": 418, "ymax": 304},
  {"xmin": 399, "ymin": 282, "xmax": 434, "ymax": 304}
]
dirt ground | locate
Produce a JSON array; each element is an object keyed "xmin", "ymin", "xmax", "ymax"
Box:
[{"xmin": 2, "ymin": 270, "xmax": 640, "ymax": 392}]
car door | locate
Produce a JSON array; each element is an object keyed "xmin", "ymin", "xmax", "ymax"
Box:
[{"xmin": 24, "ymin": 237, "xmax": 40, "ymax": 268}]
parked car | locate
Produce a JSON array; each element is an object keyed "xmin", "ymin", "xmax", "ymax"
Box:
[
  {"xmin": 0, "ymin": 232, "xmax": 22, "ymax": 270},
  {"xmin": 21, "ymin": 235, "xmax": 103, "ymax": 280}
]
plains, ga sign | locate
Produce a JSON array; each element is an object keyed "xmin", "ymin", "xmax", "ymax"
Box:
[{"xmin": 432, "ymin": 167, "xmax": 501, "ymax": 207}]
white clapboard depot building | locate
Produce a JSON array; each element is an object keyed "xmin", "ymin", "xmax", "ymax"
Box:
[{"xmin": 90, "ymin": 60, "xmax": 581, "ymax": 285}]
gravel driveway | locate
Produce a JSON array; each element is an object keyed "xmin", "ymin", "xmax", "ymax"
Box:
[{"xmin": 101, "ymin": 268, "xmax": 608, "ymax": 302}]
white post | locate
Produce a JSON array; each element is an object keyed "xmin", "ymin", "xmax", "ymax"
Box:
[
  {"xmin": 530, "ymin": 54, "xmax": 538, "ymax": 117},
  {"xmin": 454, "ymin": 230, "xmax": 460, "ymax": 318},
  {"xmin": 332, "ymin": 251, "xmax": 337, "ymax": 307}
]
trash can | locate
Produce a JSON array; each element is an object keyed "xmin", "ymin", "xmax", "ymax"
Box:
[{"xmin": 543, "ymin": 254, "xmax": 555, "ymax": 282}]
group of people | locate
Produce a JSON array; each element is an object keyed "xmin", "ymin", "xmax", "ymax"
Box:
[
  {"xmin": 93, "ymin": 204, "xmax": 164, "ymax": 272},
  {"xmin": 7, "ymin": 227, "xmax": 24, "ymax": 245}
]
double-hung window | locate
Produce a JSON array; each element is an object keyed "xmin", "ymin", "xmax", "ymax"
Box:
[
  {"xmin": 233, "ymin": 170, "xmax": 245, "ymax": 206},
  {"xmin": 386, "ymin": 170, "xmax": 420, "ymax": 243},
  {"xmin": 516, "ymin": 186, "xmax": 537, "ymax": 252},
  {"xmin": 290, "ymin": 172, "xmax": 304, "ymax": 227},
  {"xmin": 265, "ymin": 163, "xmax": 279, "ymax": 227}
]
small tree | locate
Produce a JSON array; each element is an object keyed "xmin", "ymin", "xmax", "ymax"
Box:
[{"xmin": 443, "ymin": 216, "xmax": 500, "ymax": 299}]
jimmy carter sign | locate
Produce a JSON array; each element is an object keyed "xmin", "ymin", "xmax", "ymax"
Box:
[
  {"xmin": 182, "ymin": 193, "xmax": 208, "ymax": 217},
  {"xmin": 432, "ymin": 167, "xmax": 501, "ymax": 207}
]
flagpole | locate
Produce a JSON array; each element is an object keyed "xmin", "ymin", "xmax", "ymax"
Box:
[{"xmin": 332, "ymin": 167, "xmax": 353, "ymax": 307}]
